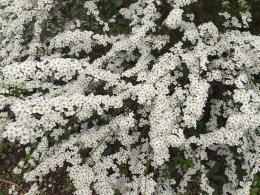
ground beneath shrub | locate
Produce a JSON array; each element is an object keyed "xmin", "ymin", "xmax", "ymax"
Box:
[
  {"xmin": 0, "ymin": 144, "xmax": 30, "ymax": 194},
  {"xmin": 0, "ymin": 142, "xmax": 75, "ymax": 194}
]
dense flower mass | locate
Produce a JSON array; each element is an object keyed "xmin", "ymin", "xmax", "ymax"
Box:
[{"xmin": 0, "ymin": 0, "xmax": 260, "ymax": 194}]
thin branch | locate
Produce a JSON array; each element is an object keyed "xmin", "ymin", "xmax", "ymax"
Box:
[{"xmin": 0, "ymin": 178, "xmax": 26, "ymax": 194}]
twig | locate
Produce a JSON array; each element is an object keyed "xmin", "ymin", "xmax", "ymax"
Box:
[
  {"xmin": 0, "ymin": 178, "xmax": 26, "ymax": 194},
  {"xmin": 89, "ymin": 129, "xmax": 111, "ymax": 157}
]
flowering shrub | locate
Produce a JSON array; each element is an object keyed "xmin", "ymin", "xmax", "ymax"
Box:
[{"xmin": 0, "ymin": 0, "xmax": 260, "ymax": 194}]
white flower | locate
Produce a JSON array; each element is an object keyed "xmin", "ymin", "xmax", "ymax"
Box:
[{"xmin": 164, "ymin": 8, "xmax": 183, "ymax": 29}]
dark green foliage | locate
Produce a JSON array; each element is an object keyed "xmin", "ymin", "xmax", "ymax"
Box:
[
  {"xmin": 97, "ymin": 0, "xmax": 133, "ymax": 35},
  {"xmin": 0, "ymin": 141, "xmax": 19, "ymax": 156},
  {"xmin": 65, "ymin": 177, "xmax": 74, "ymax": 193},
  {"xmin": 179, "ymin": 158, "xmax": 194, "ymax": 172},
  {"xmin": 161, "ymin": 167, "xmax": 171, "ymax": 179},
  {"xmin": 8, "ymin": 86, "xmax": 31, "ymax": 98},
  {"xmin": 251, "ymin": 174, "xmax": 260, "ymax": 195},
  {"xmin": 119, "ymin": 165, "xmax": 131, "ymax": 177},
  {"xmin": 207, "ymin": 162, "xmax": 228, "ymax": 194},
  {"xmin": 114, "ymin": 189, "xmax": 121, "ymax": 195},
  {"xmin": 112, "ymin": 0, "xmax": 124, "ymax": 8}
]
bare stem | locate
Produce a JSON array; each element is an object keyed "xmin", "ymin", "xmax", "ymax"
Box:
[{"xmin": 0, "ymin": 178, "xmax": 26, "ymax": 194}]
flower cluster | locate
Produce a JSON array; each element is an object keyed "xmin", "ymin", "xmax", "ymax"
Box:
[{"xmin": 0, "ymin": 0, "xmax": 260, "ymax": 194}]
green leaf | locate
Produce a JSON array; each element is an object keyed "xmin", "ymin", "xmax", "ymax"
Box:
[
  {"xmin": 120, "ymin": 167, "xmax": 130, "ymax": 176},
  {"xmin": 24, "ymin": 154, "xmax": 32, "ymax": 162},
  {"xmin": 114, "ymin": 190, "xmax": 121, "ymax": 195},
  {"xmin": 0, "ymin": 153, "xmax": 7, "ymax": 160},
  {"xmin": 5, "ymin": 158, "xmax": 10, "ymax": 163},
  {"xmin": 0, "ymin": 142, "xmax": 6, "ymax": 152},
  {"xmin": 65, "ymin": 183, "xmax": 74, "ymax": 192},
  {"xmin": 112, "ymin": 0, "xmax": 123, "ymax": 8},
  {"xmin": 180, "ymin": 159, "xmax": 194, "ymax": 171},
  {"xmin": 212, "ymin": 175, "xmax": 228, "ymax": 183},
  {"xmin": 213, "ymin": 191, "xmax": 219, "ymax": 195},
  {"xmin": 161, "ymin": 168, "xmax": 171, "ymax": 179},
  {"xmin": 30, "ymin": 142, "xmax": 38, "ymax": 150},
  {"xmin": 208, "ymin": 162, "xmax": 220, "ymax": 176},
  {"xmin": 250, "ymin": 187, "xmax": 260, "ymax": 195}
]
